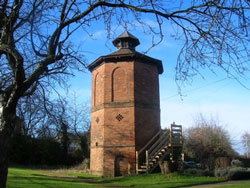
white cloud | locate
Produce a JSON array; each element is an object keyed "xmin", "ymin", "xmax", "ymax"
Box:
[{"xmin": 92, "ymin": 30, "xmax": 106, "ymax": 39}]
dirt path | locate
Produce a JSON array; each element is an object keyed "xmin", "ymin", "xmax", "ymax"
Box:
[{"xmin": 185, "ymin": 180, "xmax": 250, "ymax": 188}]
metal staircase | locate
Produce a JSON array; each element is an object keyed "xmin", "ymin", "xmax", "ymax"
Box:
[{"xmin": 136, "ymin": 123, "xmax": 182, "ymax": 174}]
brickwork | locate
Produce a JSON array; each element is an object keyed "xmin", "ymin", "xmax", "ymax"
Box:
[
  {"xmin": 135, "ymin": 107, "xmax": 161, "ymax": 150},
  {"xmin": 134, "ymin": 61, "xmax": 159, "ymax": 106},
  {"xmin": 133, "ymin": 61, "xmax": 161, "ymax": 150},
  {"xmin": 90, "ymin": 147, "xmax": 104, "ymax": 175},
  {"xmin": 88, "ymin": 31, "xmax": 163, "ymax": 177},
  {"xmin": 90, "ymin": 108, "xmax": 105, "ymax": 175},
  {"xmin": 103, "ymin": 147, "xmax": 136, "ymax": 176}
]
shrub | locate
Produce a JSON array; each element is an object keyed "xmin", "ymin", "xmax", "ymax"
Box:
[
  {"xmin": 184, "ymin": 168, "xmax": 213, "ymax": 177},
  {"xmin": 215, "ymin": 157, "xmax": 231, "ymax": 169},
  {"xmin": 239, "ymin": 157, "xmax": 250, "ymax": 167},
  {"xmin": 183, "ymin": 114, "xmax": 236, "ymax": 171},
  {"xmin": 215, "ymin": 167, "xmax": 250, "ymax": 180},
  {"xmin": 9, "ymin": 134, "xmax": 65, "ymax": 166},
  {"xmin": 214, "ymin": 167, "xmax": 230, "ymax": 178},
  {"xmin": 229, "ymin": 169, "xmax": 250, "ymax": 180},
  {"xmin": 68, "ymin": 158, "xmax": 90, "ymax": 173},
  {"xmin": 231, "ymin": 159, "xmax": 243, "ymax": 167}
]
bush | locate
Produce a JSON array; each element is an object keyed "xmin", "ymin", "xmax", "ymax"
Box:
[
  {"xmin": 238, "ymin": 157, "xmax": 250, "ymax": 167},
  {"xmin": 231, "ymin": 159, "xmax": 243, "ymax": 167},
  {"xmin": 215, "ymin": 167, "xmax": 250, "ymax": 180},
  {"xmin": 215, "ymin": 157, "xmax": 231, "ymax": 169},
  {"xmin": 214, "ymin": 167, "xmax": 228, "ymax": 178},
  {"xmin": 183, "ymin": 114, "xmax": 236, "ymax": 171},
  {"xmin": 9, "ymin": 133, "xmax": 87, "ymax": 167},
  {"xmin": 184, "ymin": 168, "xmax": 213, "ymax": 177},
  {"xmin": 70, "ymin": 158, "xmax": 90, "ymax": 171},
  {"xmin": 229, "ymin": 170, "xmax": 250, "ymax": 180},
  {"xmin": 10, "ymin": 134, "xmax": 65, "ymax": 166}
]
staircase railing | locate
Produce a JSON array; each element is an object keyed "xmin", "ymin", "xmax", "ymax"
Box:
[
  {"xmin": 136, "ymin": 130, "xmax": 169, "ymax": 174},
  {"xmin": 170, "ymin": 123, "xmax": 182, "ymax": 147},
  {"xmin": 136, "ymin": 123, "xmax": 182, "ymax": 174},
  {"xmin": 136, "ymin": 130, "xmax": 162, "ymax": 173},
  {"xmin": 148, "ymin": 130, "xmax": 170, "ymax": 160},
  {"xmin": 138, "ymin": 130, "xmax": 162, "ymax": 156},
  {"xmin": 146, "ymin": 130, "xmax": 170, "ymax": 173}
]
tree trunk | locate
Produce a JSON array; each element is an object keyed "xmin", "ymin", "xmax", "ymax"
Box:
[
  {"xmin": 0, "ymin": 109, "xmax": 16, "ymax": 188},
  {"xmin": 159, "ymin": 161, "xmax": 173, "ymax": 174},
  {"xmin": 0, "ymin": 154, "xmax": 9, "ymax": 188},
  {"xmin": 0, "ymin": 128, "xmax": 11, "ymax": 188}
]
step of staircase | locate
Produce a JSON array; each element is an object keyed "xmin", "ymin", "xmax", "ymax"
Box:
[
  {"xmin": 136, "ymin": 123, "xmax": 183, "ymax": 174},
  {"xmin": 137, "ymin": 168, "xmax": 147, "ymax": 172}
]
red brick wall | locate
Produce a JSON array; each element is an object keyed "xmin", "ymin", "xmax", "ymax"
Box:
[
  {"xmin": 90, "ymin": 59, "xmax": 161, "ymax": 176},
  {"xmin": 134, "ymin": 61, "xmax": 160, "ymax": 105},
  {"xmin": 103, "ymin": 147, "xmax": 136, "ymax": 176},
  {"xmin": 112, "ymin": 67, "xmax": 128, "ymax": 101},
  {"xmin": 90, "ymin": 147, "xmax": 104, "ymax": 175},
  {"xmin": 135, "ymin": 107, "xmax": 161, "ymax": 150},
  {"xmin": 134, "ymin": 61, "xmax": 161, "ymax": 150}
]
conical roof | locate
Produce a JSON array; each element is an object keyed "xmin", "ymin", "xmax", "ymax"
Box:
[
  {"xmin": 88, "ymin": 31, "xmax": 163, "ymax": 74},
  {"xmin": 112, "ymin": 31, "xmax": 140, "ymax": 50}
]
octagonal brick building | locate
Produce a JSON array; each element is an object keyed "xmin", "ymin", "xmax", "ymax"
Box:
[{"xmin": 88, "ymin": 31, "xmax": 163, "ymax": 177}]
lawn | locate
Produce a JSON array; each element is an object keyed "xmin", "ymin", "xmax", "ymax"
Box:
[
  {"xmin": 219, "ymin": 182, "xmax": 250, "ymax": 188},
  {"xmin": 92, "ymin": 173, "xmax": 221, "ymax": 188},
  {"xmin": 7, "ymin": 167, "xmax": 223, "ymax": 188},
  {"xmin": 7, "ymin": 167, "xmax": 103, "ymax": 188}
]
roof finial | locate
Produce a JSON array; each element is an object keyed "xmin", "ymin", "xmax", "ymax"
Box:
[{"xmin": 124, "ymin": 23, "xmax": 128, "ymax": 31}]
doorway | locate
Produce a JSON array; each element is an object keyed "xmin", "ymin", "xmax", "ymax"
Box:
[{"xmin": 114, "ymin": 155, "xmax": 128, "ymax": 176}]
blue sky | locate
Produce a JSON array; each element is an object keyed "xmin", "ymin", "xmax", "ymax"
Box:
[{"xmin": 64, "ymin": 22, "xmax": 250, "ymax": 154}]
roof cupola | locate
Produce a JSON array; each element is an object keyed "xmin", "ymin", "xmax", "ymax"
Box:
[{"xmin": 112, "ymin": 31, "xmax": 140, "ymax": 50}]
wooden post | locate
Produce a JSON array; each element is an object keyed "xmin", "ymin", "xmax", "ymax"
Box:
[
  {"xmin": 136, "ymin": 151, "xmax": 139, "ymax": 174},
  {"xmin": 170, "ymin": 124, "xmax": 172, "ymax": 147},
  {"xmin": 146, "ymin": 150, "xmax": 149, "ymax": 174}
]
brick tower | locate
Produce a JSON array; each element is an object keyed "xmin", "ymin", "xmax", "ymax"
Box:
[{"xmin": 88, "ymin": 31, "xmax": 163, "ymax": 177}]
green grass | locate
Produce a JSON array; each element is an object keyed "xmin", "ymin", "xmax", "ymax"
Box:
[
  {"xmin": 219, "ymin": 182, "xmax": 250, "ymax": 188},
  {"xmin": 97, "ymin": 173, "xmax": 221, "ymax": 188},
  {"xmin": 7, "ymin": 167, "xmax": 223, "ymax": 188},
  {"xmin": 7, "ymin": 167, "xmax": 103, "ymax": 188}
]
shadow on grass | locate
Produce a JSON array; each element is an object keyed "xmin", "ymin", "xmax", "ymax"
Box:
[
  {"xmin": 94, "ymin": 173, "xmax": 223, "ymax": 188},
  {"xmin": 76, "ymin": 176, "xmax": 133, "ymax": 187},
  {"xmin": 9, "ymin": 175, "xmax": 131, "ymax": 188},
  {"xmin": 8, "ymin": 168, "xmax": 223, "ymax": 188},
  {"xmin": 10, "ymin": 175, "xmax": 95, "ymax": 183},
  {"xmin": 32, "ymin": 174, "xmax": 48, "ymax": 177},
  {"xmin": 76, "ymin": 176, "xmax": 102, "ymax": 183}
]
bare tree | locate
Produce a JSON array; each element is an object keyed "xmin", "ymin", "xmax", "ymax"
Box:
[
  {"xmin": 183, "ymin": 114, "xmax": 236, "ymax": 170},
  {"xmin": 242, "ymin": 132, "xmax": 250, "ymax": 158},
  {"xmin": 15, "ymin": 89, "xmax": 52, "ymax": 137},
  {"xmin": 43, "ymin": 96, "xmax": 90, "ymax": 163},
  {"xmin": 0, "ymin": 0, "xmax": 250, "ymax": 186}
]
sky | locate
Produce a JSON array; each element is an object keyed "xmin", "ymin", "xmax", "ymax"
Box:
[{"xmin": 63, "ymin": 19, "xmax": 250, "ymax": 155}]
